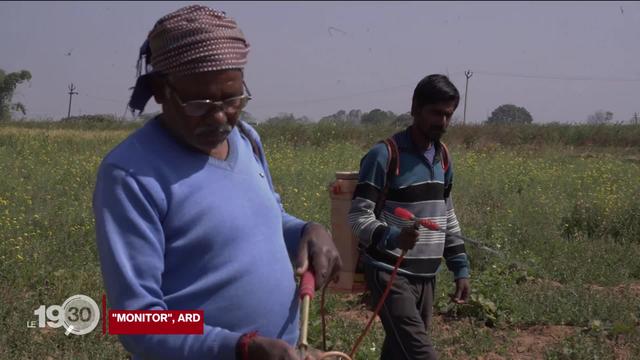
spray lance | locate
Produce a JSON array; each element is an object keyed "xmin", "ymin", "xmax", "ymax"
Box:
[
  {"xmin": 296, "ymin": 207, "xmax": 514, "ymax": 360},
  {"xmin": 393, "ymin": 207, "xmax": 504, "ymax": 257},
  {"xmin": 298, "ymin": 270, "xmax": 315, "ymax": 358},
  {"xmin": 298, "ymin": 269, "xmax": 352, "ymax": 360},
  {"xmin": 394, "ymin": 207, "xmax": 534, "ymax": 280},
  {"xmin": 294, "ymin": 207, "xmax": 434, "ymax": 360}
]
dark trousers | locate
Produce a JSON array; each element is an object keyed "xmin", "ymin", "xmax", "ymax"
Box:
[{"xmin": 364, "ymin": 263, "xmax": 438, "ymax": 360}]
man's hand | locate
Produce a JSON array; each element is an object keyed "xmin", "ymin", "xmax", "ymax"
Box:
[
  {"xmin": 295, "ymin": 222, "xmax": 342, "ymax": 290},
  {"xmin": 451, "ymin": 278, "xmax": 470, "ymax": 304},
  {"xmin": 247, "ymin": 336, "xmax": 301, "ymax": 359},
  {"xmin": 396, "ymin": 224, "xmax": 420, "ymax": 251}
]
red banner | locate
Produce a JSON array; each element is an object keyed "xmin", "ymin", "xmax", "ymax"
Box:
[{"xmin": 108, "ymin": 310, "xmax": 204, "ymax": 335}]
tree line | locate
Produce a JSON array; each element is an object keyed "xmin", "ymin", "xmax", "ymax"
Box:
[{"xmin": 0, "ymin": 67, "xmax": 636, "ymax": 125}]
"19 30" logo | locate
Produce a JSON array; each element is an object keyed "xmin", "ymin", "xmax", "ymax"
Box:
[{"xmin": 27, "ymin": 294, "xmax": 100, "ymax": 336}]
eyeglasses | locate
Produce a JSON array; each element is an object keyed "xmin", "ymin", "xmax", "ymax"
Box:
[{"xmin": 164, "ymin": 80, "xmax": 252, "ymax": 117}]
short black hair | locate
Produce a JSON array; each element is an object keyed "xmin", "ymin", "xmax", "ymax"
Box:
[{"xmin": 411, "ymin": 74, "xmax": 460, "ymax": 115}]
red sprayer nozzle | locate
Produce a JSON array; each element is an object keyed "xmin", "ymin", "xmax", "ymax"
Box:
[
  {"xmin": 419, "ymin": 219, "xmax": 441, "ymax": 231},
  {"xmin": 394, "ymin": 207, "xmax": 416, "ymax": 221},
  {"xmin": 300, "ymin": 270, "xmax": 315, "ymax": 300},
  {"xmin": 394, "ymin": 207, "xmax": 441, "ymax": 231}
]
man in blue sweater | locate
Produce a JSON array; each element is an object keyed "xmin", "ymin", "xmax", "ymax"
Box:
[{"xmin": 93, "ymin": 5, "xmax": 341, "ymax": 359}]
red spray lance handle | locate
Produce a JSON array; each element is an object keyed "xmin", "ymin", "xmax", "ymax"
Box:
[
  {"xmin": 300, "ymin": 270, "xmax": 316, "ymax": 300},
  {"xmin": 393, "ymin": 207, "xmax": 416, "ymax": 221},
  {"xmin": 420, "ymin": 219, "xmax": 441, "ymax": 231},
  {"xmin": 393, "ymin": 207, "xmax": 441, "ymax": 231}
]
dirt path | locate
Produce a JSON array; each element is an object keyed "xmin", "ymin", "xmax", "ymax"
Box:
[{"xmin": 328, "ymin": 283, "xmax": 640, "ymax": 359}]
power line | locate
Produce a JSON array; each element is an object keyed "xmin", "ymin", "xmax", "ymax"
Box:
[
  {"xmin": 250, "ymin": 72, "xmax": 467, "ymax": 110},
  {"xmin": 47, "ymin": 69, "xmax": 640, "ymax": 118},
  {"xmin": 474, "ymin": 70, "xmax": 640, "ymax": 82},
  {"xmin": 80, "ymin": 92, "xmax": 126, "ymax": 105},
  {"xmin": 249, "ymin": 69, "xmax": 640, "ymax": 111},
  {"xmin": 249, "ymin": 83, "xmax": 415, "ymax": 109}
]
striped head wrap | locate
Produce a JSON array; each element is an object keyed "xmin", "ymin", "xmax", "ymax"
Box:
[{"xmin": 129, "ymin": 5, "xmax": 250, "ymax": 114}]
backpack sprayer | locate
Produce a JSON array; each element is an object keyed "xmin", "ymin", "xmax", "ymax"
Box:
[{"xmin": 296, "ymin": 207, "xmax": 506, "ymax": 360}]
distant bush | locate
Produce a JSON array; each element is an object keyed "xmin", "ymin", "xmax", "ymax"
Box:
[
  {"xmin": 254, "ymin": 122, "xmax": 640, "ymax": 149},
  {"xmin": 443, "ymin": 123, "xmax": 640, "ymax": 149},
  {"xmin": 4, "ymin": 114, "xmax": 144, "ymax": 131},
  {"xmin": 2, "ymin": 118, "xmax": 640, "ymax": 148},
  {"xmin": 587, "ymin": 110, "xmax": 614, "ymax": 125},
  {"xmin": 486, "ymin": 104, "xmax": 533, "ymax": 124},
  {"xmin": 561, "ymin": 199, "xmax": 640, "ymax": 243},
  {"xmin": 62, "ymin": 114, "xmax": 122, "ymax": 123}
]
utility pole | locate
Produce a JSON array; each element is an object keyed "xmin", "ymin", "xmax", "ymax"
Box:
[
  {"xmin": 67, "ymin": 83, "xmax": 78, "ymax": 118},
  {"xmin": 463, "ymin": 70, "xmax": 473, "ymax": 125},
  {"xmin": 634, "ymin": 112, "xmax": 639, "ymax": 125}
]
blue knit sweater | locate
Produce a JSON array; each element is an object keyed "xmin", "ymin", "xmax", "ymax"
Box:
[{"xmin": 93, "ymin": 117, "xmax": 307, "ymax": 359}]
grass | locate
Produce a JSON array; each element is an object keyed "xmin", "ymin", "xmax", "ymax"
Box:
[{"xmin": 1, "ymin": 120, "xmax": 639, "ymax": 359}]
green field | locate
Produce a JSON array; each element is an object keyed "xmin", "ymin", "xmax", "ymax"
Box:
[{"xmin": 1, "ymin": 121, "xmax": 639, "ymax": 359}]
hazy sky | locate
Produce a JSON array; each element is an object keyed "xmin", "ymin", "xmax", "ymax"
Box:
[{"xmin": 2, "ymin": 1, "xmax": 639, "ymax": 123}]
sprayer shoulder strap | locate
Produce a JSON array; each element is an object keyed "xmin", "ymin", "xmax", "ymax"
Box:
[
  {"xmin": 374, "ymin": 139, "xmax": 452, "ymax": 217},
  {"xmin": 439, "ymin": 142, "xmax": 453, "ymax": 199},
  {"xmin": 373, "ymin": 136, "xmax": 399, "ymax": 218},
  {"xmin": 440, "ymin": 142, "xmax": 450, "ymax": 174},
  {"xmin": 237, "ymin": 121, "xmax": 262, "ymax": 161}
]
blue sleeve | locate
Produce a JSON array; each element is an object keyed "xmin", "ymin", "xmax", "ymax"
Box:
[
  {"xmin": 446, "ymin": 254, "xmax": 470, "ymax": 279},
  {"xmin": 379, "ymin": 225, "xmax": 402, "ymax": 251},
  {"xmin": 93, "ymin": 163, "xmax": 241, "ymax": 359},
  {"xmin": 242, "ymin": 123, "xmax": 308, "ymax": 259}
]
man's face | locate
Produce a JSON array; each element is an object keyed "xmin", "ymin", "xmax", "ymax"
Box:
[
  {"xmin": 412, "ymin": 100, "xmax": 457, "ymax": 142},
  {"xmin": 155, "ymin": 69, "xmax": 245, "ymax": 153}
]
